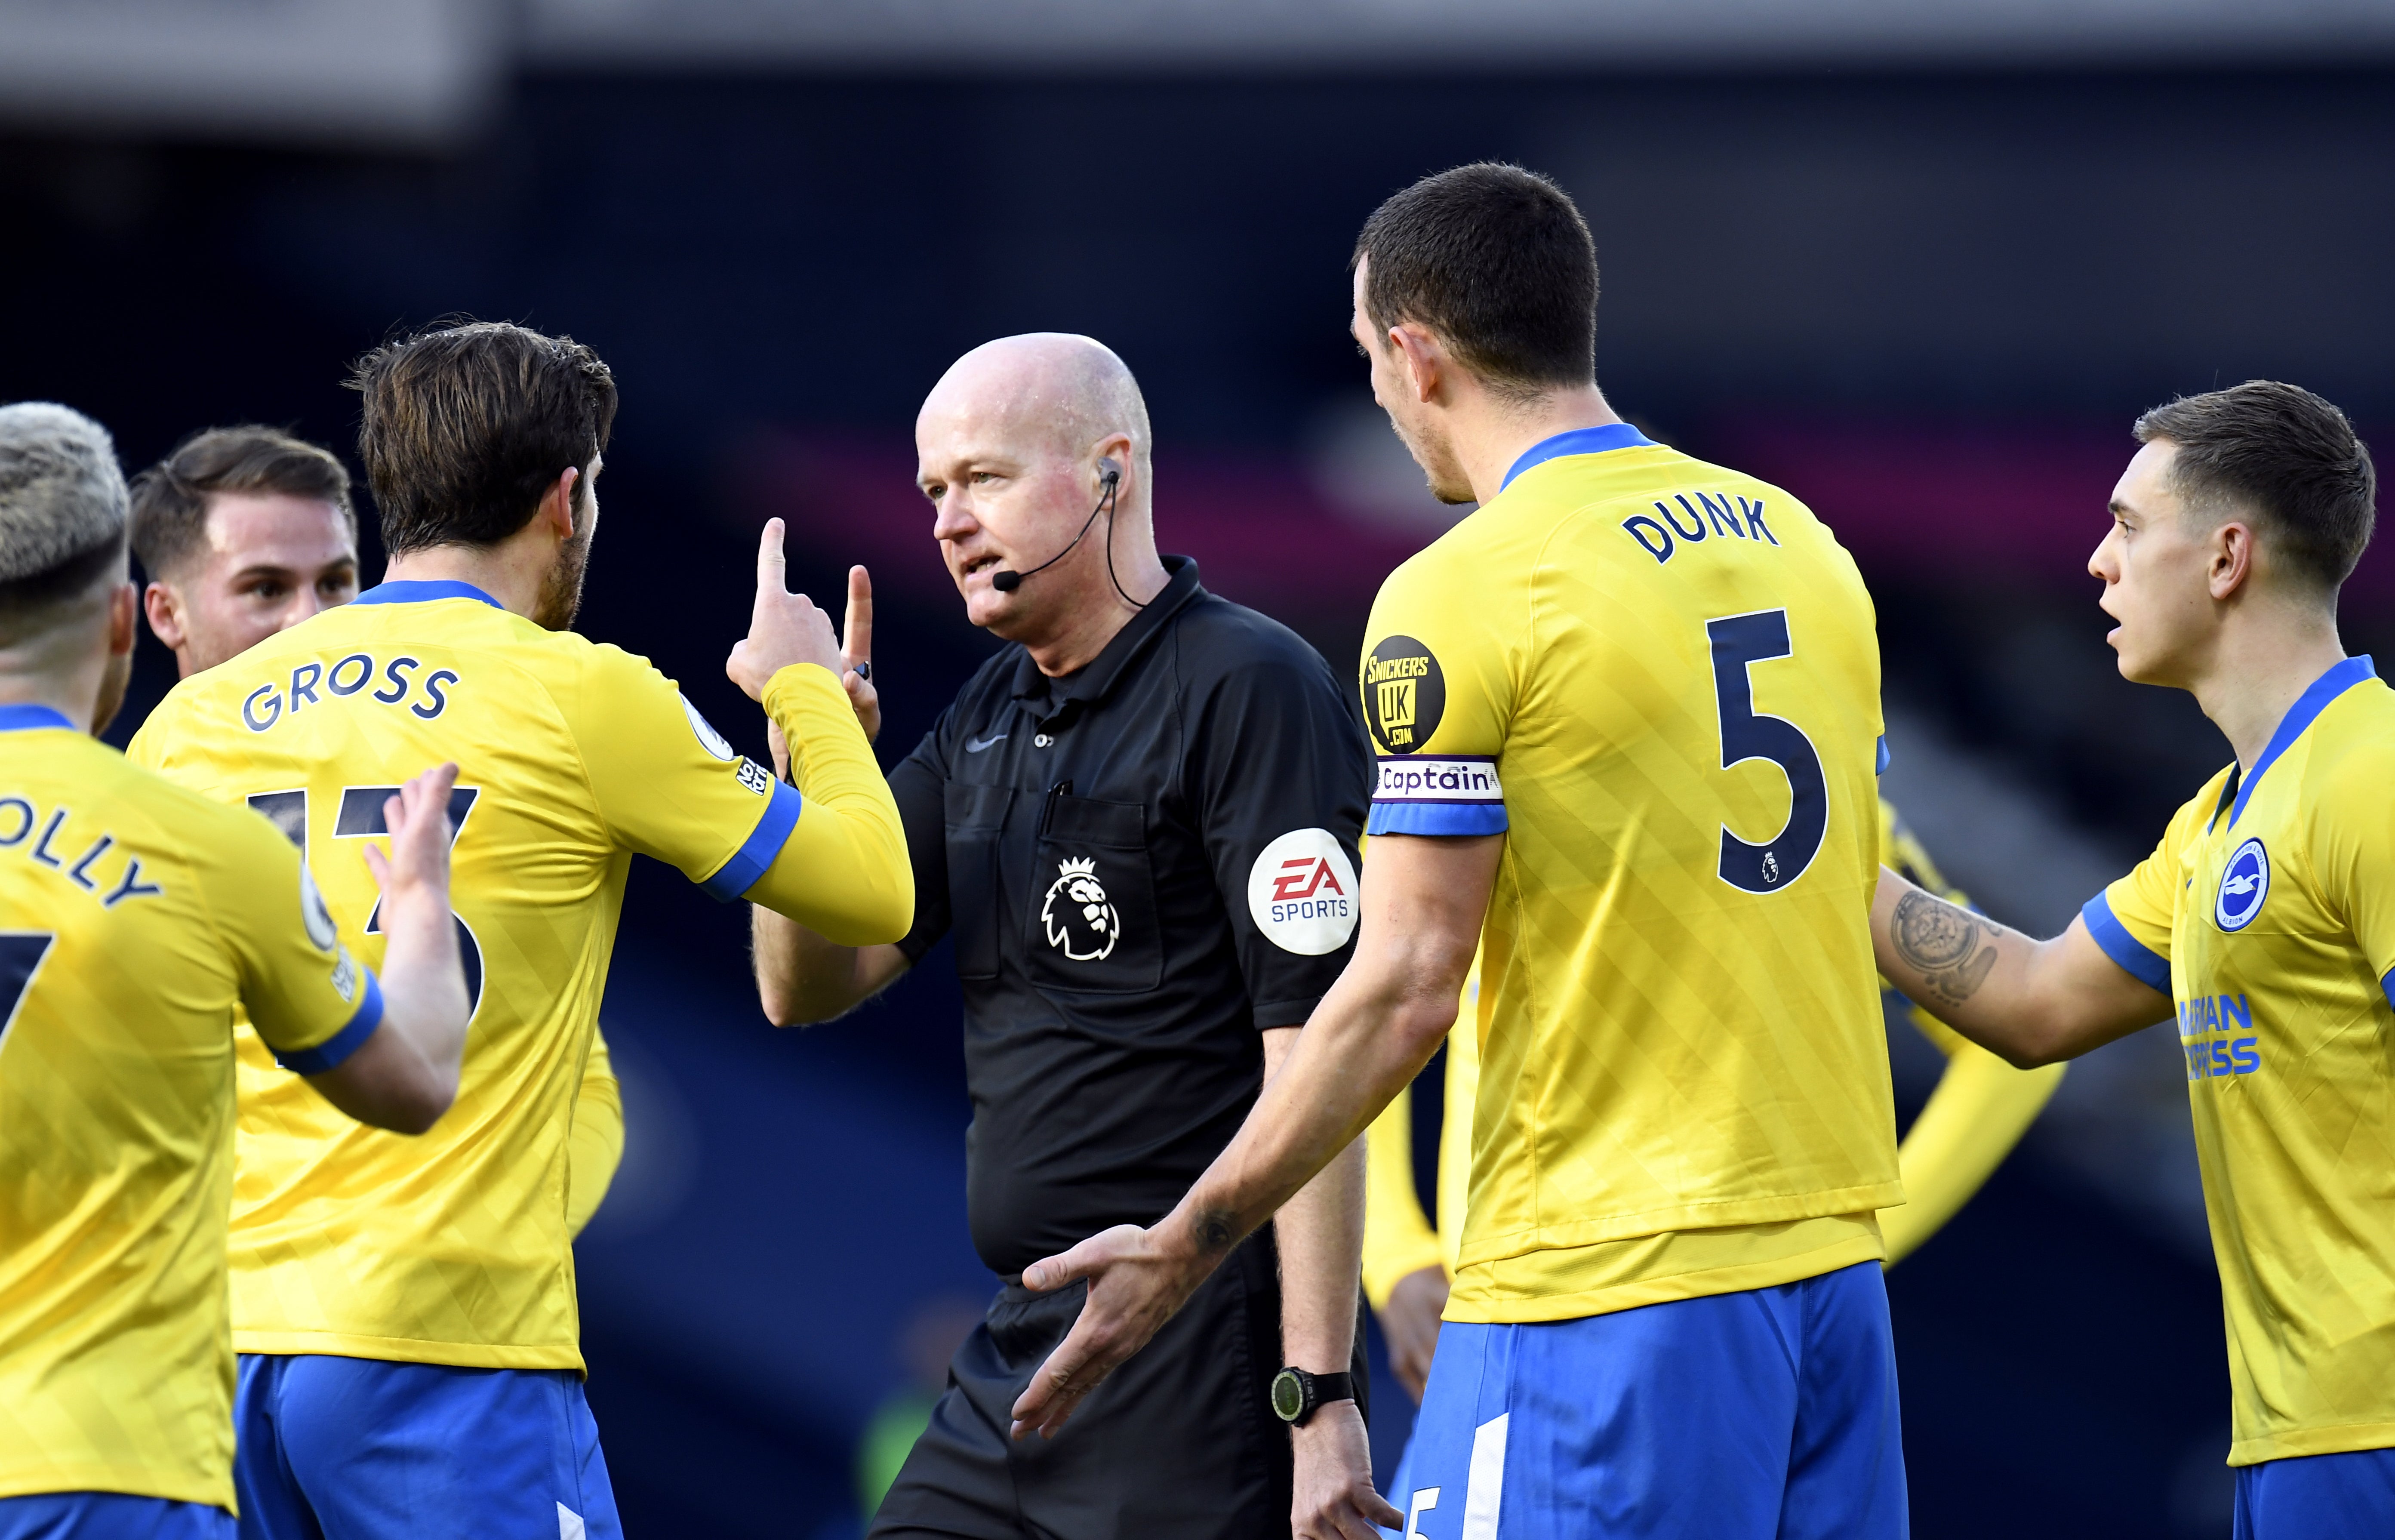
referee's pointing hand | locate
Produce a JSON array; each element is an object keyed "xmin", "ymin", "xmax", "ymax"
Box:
[{"xmin": 727, "ymin": 517, "xmax": 845, "ymax": 701}]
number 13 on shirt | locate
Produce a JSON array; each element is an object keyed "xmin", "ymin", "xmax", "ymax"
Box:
[{"xmin": 246, "ymin": 786, "xmax": 485, "ymax": 1016}]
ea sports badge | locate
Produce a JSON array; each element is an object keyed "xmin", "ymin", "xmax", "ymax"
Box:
[
  {"xmin": 1247, "ymin": 829, "xmax": 1360, "ymax": 955},
  {"xmin": 2216, "ymin": 838, "xmax": 2269, "ymax": 932}
]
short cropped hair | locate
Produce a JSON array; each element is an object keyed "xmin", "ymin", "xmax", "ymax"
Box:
[
  {"xmin": 0, "ymin": 403, "xmax": 128, "ymax": 624},
  {"xmin": 2135, "ymin": 382, "xmax": 2377, "ymax": 591},
  {"xmin": 347, "ymin": 320, "xmax": 617, "ymax": 555},
  {"xmin": 129, "ymin": 425, "xmax": 355, "ymax": 582},
  {"xmin": 1352, "ymin": 163, "xmax": 1598, "ymax": 400}
]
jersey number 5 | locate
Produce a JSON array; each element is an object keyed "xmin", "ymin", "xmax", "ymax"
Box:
[
  {"xmin": 247, "ymin": 787, "xmax": 485, "ymax": 1019},
  {"xmin": 1707, "ymin": 610, "xmax": 1827, "ymax": 893}
]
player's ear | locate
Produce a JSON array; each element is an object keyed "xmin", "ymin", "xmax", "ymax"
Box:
[
  {"xmin": 108, "ymin": 581, "xmax": 139, "ymax": 657},
  {"xmin": 1387, "ymin": 323, "xmax": 1443, "ymax": 406},
  {"xmin": 142, "ymin": 580, "xmax": 186, "ymax": 652},
  {"xmin": 542, "ymin": 467, "xmax": 580, "ymax": 541},
  {"xmin": 2210, "ymin": 520, "xmax": 2256, "ymax": 602}
]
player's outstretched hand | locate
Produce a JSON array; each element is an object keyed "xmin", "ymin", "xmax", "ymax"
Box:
[
  {"xmin": 361, "ymin": 761, "xmax": 460, "ymax": 931},
  {"xmin": 727, "ymin": 517, "xmax": 843, "ymax": 701},
  {"xmin": 1008, "ymin": 1223, "xmax": 1211, "ymax": 1440},
  {"xmin": 840, "ymin": 564, "xmax": 879, "ymax": 744},
  {"xmin": 1293, "ymin": 1401, "xmax": 1405, "ymax": 1539}
]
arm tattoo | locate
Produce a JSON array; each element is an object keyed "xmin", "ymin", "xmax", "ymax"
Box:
[
  {"xmin": 1890, "ymin": 889, "xmax": 2001, "ymax": 1007},
  {"xmin": 1190, "ymin": 1207, "xmax": 1240, "ymax": 1258}
]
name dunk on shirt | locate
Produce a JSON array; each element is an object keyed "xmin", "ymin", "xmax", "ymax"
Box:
[{"xmin": 1620, "ymin": 490, "xmax": 1781, "ymax": 567}]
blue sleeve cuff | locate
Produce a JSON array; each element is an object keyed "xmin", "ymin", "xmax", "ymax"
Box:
[
  {"xmin": 2081, "ymin": 891, "xmax": 2171, "ymax": 994},
  {"xmin": 701, "ymin": 778, "xmax": 803, "ymax": 902},
  {"xmin": 1367, "ymin": 802, "xmax": 1509, "ymax": 837},
  {"xmin": 279, "ymin": 972, "xmax": 385, "ymax": 1075},
  {"xmin": 1876, "ymin": 735, "xmax": 1891, "ymax": 775}
]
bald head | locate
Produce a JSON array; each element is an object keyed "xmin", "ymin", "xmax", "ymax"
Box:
[
  {"xmin": 919, "ymin": 334, "xmax": 1152, "ymax": 498},
  {"xmin": 915, "ymin": 334, "xmax": 1170, "ymax": 662}
]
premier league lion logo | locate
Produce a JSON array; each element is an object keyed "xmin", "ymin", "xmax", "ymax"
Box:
[{"xmin": 1041, "ymin": 856, "xmax": 1121, "ymax": 961}]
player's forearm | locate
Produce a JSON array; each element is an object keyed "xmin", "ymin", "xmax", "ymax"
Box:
[
  {"xmin": 747, "ymin": 664, "xmax": 914, "ymax": 944},
  {"xmin": 749, "ymin": 905, "xmax": 906, "ymax": 1025},
  {"xmin": 1165, "ymin": 837, "xmax": 1489, "ymax": 1266},
  {"xmin": 1872, "ymin": 866, "xmax": 2164, "ymax": 1066},
  {"xmin": 1170, "ymin": 936, "xmax": 1465, "ymax": 1269}
]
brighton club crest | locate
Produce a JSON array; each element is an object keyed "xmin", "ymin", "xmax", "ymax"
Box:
[{"xmin": 1041, "ymin": 856, "xmax": 1121, "ymax": 961}]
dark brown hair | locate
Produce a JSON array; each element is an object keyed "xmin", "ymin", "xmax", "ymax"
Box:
[
  {"xmin": 347, "ymin": 320, "xmax": 617, "ymax": 555},
  {"xmin": 128, "ymin": 425, "xmax": 355, "ymax": 581},
  {"xmin": 1352, "ymin": 163, "xmax": 1598, "ymax": 400},
  {"xmin": 2135, "ymin": 382, "xmax": 2377, "ymax": 591}
]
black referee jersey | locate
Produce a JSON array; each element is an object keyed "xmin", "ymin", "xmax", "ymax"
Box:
[{"xmin": 871, "ymin": 556, "xmax": 1373, "ymax": 1540}]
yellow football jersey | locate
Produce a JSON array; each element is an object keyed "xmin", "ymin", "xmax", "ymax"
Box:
[
  {"xmin": 2087, "ymin": 656, "xmax": 2395, "ymax": 1466},
  {"xmin": 0, "ymin": 706, "xmax": 376, "ymax": 1509},
  {"xmin": 128, "ymin": 579, "xmax": 853, "ymax": 1372},
  {"xmin": 1361, "ymin": 424, "xmax": 1899, "ymax": 1324},
  {"xmin": 1359, "ymin": 798, "xmax": 2063, "ymax": 1303}
]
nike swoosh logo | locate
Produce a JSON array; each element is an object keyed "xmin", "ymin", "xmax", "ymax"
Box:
[{"xmin": 966, "ymin": 733, "xmax": 1008, "ymax": 753}]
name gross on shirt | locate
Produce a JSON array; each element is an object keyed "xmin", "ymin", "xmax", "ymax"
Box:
[{"xmin": 242, "ymin": 653, "xmax": 459, "ymax": 733}]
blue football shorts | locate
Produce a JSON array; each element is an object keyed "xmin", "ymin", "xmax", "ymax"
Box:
[
  {"xmin": 2234, "ymin": 1445, "xmax": 2395, "ymax": 1540},
  {"xmin": 1387, "ymin": 1259, "xmax": 1906, "ymax": 1539},
  {"xmin": 0, "ymin": 1494, "xmax": 231, "ymax": 1540},
  {"xmin": 234, "ymin": 1355, "xmax": 620, "ymax": 1540}
]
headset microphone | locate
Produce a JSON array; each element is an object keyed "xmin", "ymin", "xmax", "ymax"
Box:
[{"xmin": 991, "ymin": 457, "xmax": 1127, "ymax": 598}]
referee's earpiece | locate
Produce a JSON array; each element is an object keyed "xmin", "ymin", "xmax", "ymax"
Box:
[{"xmin": 989, "ymin": 456, "xmax": 1136, "ymax": 599}]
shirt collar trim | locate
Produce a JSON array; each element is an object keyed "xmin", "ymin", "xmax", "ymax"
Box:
[
  {"xmin": 0, "ymin": 703, "xmax": 77, "ymax": 733},
  {"xmin": 1008, "ymin": 555, "xmax": 1205, "ymax": 712},
  {"xmin": 352, "ymin": 579, "xmax": 504, "ymax": 610},
  {"xmin": 2225, "ymin": 654, "xmax": 2377, "ymax": 830},
  {"xmin": 1498, "ymin": 423, "xmax": 1657, "ymax": 494}
]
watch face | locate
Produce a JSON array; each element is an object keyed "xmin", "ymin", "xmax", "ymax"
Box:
[{"xmin": 1270, "ymin": 1368, "xmax": 1305, "ymax": 1422}]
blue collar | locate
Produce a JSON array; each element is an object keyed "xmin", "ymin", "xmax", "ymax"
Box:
[
  {"xmin": 1499, "ymin": 423, "xmax": 1657, "ymax": 493},
  {"xmin": 2225, "ymin": 655, "xmax": 2377, "ymax": 829},
  {"xmin": 0, "ymin": 703, "xmax": 77, "ymax": 733},
  {"xmin": 353, "ymin": 579, "xmax": 503, "ymax": 609}
]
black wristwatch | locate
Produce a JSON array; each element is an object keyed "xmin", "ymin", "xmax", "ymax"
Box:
[{"xmin": 1269, "ymin": 1367, "xmax": 1354, "ymax": 1427}]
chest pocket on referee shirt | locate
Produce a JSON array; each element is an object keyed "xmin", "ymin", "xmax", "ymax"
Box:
[
  {"xmin": 1024, "ymin": 793, "xmax": 1161, "ymax": 995},
  {"xmin": 945, "ymin": 782, "xmax": 1013, "ymax": 982}
]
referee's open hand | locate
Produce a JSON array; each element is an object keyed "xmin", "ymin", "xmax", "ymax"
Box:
[
  {"xmin": 1008, "ymin": 1222, "xmax": 1210, "ymax": 1441},
  {"xmin": 726, "ymin": 517, "xmax": 843, "ymax": 701}
]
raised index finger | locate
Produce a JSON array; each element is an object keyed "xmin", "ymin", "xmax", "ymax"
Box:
[
  {"xmin": 757, "ymin": 517, "xmax": 788, "ymax": 597},
  {"xmin": 843, "ymin": 564, "xmax": 873, "ymax": 668}
]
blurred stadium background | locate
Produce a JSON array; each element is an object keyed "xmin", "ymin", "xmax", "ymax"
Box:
[{"xmin": 7, "ymin": 3, "xmax": 2395, "ymax": 1534}]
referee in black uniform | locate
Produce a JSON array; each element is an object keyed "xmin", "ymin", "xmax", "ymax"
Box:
[{"xmin": 751, "ymin": 333, "xmax": 1386, "ymax": 1540}]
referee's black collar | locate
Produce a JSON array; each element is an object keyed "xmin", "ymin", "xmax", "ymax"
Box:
[{"xmin": 1008, "ymin": 555, "xmax": 1204, "ymax": 721}]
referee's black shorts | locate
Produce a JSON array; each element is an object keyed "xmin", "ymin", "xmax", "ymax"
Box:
[{"xmin": 869, "ymin": 1230, "xmax": 1369, "ymax": 1540}]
